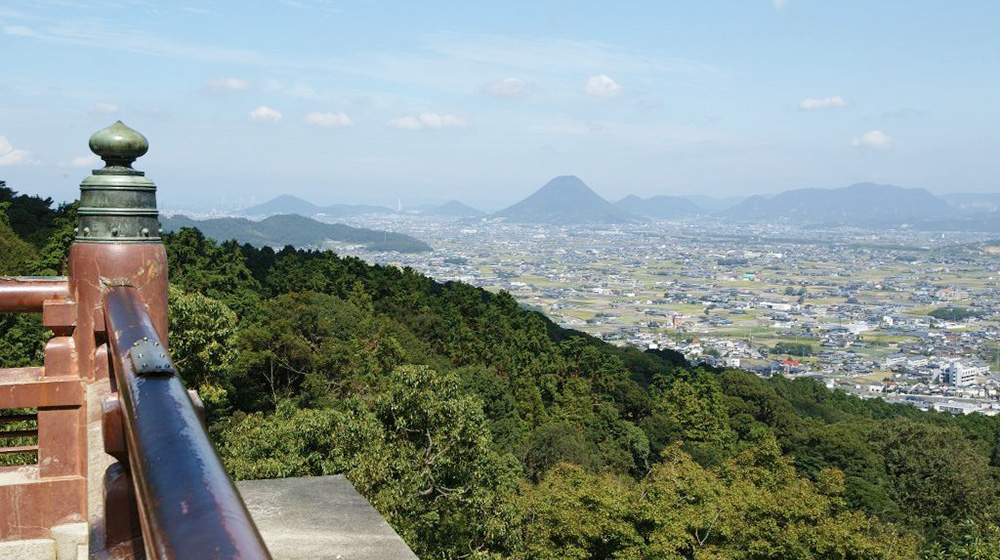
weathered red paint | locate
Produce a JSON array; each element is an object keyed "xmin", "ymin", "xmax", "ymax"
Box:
[
  {"xmin": 67, "ymin": 242, "xmax": 169, "ymax": 384},
  {"xmin": 0, "ymin": 276, "xmax": 69, "ymax": 312},
  {"xmin": 0, "ymin": 276, "xmax": 87, "ymax": 542}
]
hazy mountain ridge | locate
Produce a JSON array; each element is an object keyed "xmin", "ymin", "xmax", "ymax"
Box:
[
  {"xmin": 941, "ymin": 192, "xmax": 1000, "ymax": 213},
  {"xmin": 160, "ymin": 213, "xmax": 432, "ymax": 253},
  {"xmin": 682, "ymin": 194, "xmax": 748, "ymax": 212},
  {"xmin": 421, "ymin": 200, "xmax": 485, "ymax": 218},
  {"xmin": 241, "ymin": 195, "xmax": 394, "ymax": 218},
  {"xmin": 495, "ymin": 175, "xmax": 637, "ymax": 224},
  {"xmin": 614, "ymin": 194, "xmax": 705, "ymax": 219},
  {"xmin": 234, "ymin": 180, "xmax": 992, "ymax": 231},
  {"xmin": 723, "ymin": 182, "xmax": 956, "ymax": 226}
]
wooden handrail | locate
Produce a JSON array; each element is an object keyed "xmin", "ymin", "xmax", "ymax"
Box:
[{"xmin": 103, "ymin": 285, "xmax": 271, "ymax": 560}]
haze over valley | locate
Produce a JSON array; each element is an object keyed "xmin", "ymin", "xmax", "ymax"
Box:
[{"xmin": 188, "ymin": 176, "xmax": 1000, "ymax": 417}]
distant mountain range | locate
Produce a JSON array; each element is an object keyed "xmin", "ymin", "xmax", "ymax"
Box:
[
  {"xmin": 241, "ymin": 195, "xmax": 394, "ymax": 218},
  {"xmin": 681, "ymin": 194, "xmax": 748, "ymax": 212},
  {"xmin": 940, "ymin": 193, "xmax": 1000, "ymax": 213},
  {"xmin": 241, "ymin": 195, "xmax": 486, "ymax": 219},
  {"xmin": 232, "ymin": 180, "xmax": 1000, "ymax": 232},
  {"xmin": 614, "ymin": 194, "xmax": 705, "ymax": 219},
  {"xmin": 494, "ymin": 175, "xmax": 636, "ymax": 224},
  {"xmin": 722, "ymin": 183, "xmax": 957, "ymax": 226},
  {"xmin": 160, "ymin": 214, "xmax": 432, "ymax": 253}
]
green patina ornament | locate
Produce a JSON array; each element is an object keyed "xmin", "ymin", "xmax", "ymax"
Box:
[
  {"xmin": 76, "ymin": 121, "xmax": 161, "ymax": 244},
  {"xmin": 89, "ymin": 120, "xmax": 149, "ymax": 169}
]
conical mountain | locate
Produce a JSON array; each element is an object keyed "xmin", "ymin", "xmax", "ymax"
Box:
[
  {"xmin": 241, "ymin": 195, "xmax": 393, "ymax": 217},
  {"xmin": 494, "ymin": 176, "xmax": 636, "ymax": 224},
  {"xmin": 423, "ymin": 200, "xmax": 485, "ymax": 218},
  {"xmin": 243, "ymin": 194, "xmax": 323, "ymax": 216}
]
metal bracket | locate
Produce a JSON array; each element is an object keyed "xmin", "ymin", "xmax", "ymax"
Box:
[{"xmin": 127, "ymin": 337, "xmax": 176, "ymax": 376}]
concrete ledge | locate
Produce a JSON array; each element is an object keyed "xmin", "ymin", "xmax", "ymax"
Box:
[
  {"xmin": 0, "ymin": 538, "xmax": 56, "ymax": 560},
  {"xmin": 50, "ymin": 522, "xmax": 87, "ymax": 560},
  {"xmin": 236, "ymin": 475, "xmax": 418, "ymax": 560}
]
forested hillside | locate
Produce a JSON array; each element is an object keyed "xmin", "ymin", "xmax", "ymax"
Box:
[{"xmin": 2, "ymin": 185, "xmax": 999, "ymax": 559}]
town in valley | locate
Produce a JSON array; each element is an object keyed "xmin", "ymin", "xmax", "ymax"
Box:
[{"xmin": 323, "ymin": 212, "xmax": 1000, "ymax": 416}]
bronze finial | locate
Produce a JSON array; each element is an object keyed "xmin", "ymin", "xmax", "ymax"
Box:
[{"xmin": 76, "ymin": 122, "xmax": 160, "ymax": 243}]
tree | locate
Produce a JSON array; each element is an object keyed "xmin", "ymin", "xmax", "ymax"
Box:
[
  {"xmin": 872, "ymin": 419, "xmax": 998, "ymax": 536},
  {"xmin": 520, "ymin": 464, "xmax": 643, "ymax": 560},
  {"xmin": 0, "ymin": 214, "xmax": 36, "ymax": 275},
  {"xmin": 218, "ymin": 365, "xmax": 523, "ymax": 559},
  {"xmin": 167, "ymin": 285, "xmax": 239, "ymax": 418}
]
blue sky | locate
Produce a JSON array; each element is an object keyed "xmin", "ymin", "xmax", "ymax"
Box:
[{"xmin": 1, "ymin": 1, "xmax": 998, "ymax": 211}]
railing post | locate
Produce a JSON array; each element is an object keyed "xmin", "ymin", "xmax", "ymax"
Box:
[
  {"xmin": 66, "ymin": 122, "xmax": 270, "ymax": 560},
  {"xmin": 66, "ymin": 121, "xmax": 169, "ymax": 558}
]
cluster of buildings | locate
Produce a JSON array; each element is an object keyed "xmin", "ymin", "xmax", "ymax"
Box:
[{"xmin": 330, "ymin": 213, "xmax": 1000, "ymax": 416}]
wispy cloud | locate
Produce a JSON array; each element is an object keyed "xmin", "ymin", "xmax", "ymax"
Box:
[
  {"xmin": 423, "ymin": 33, "xmax": 721, "ymax": 77},
  {"xmin": 180, "ymin": 7, "xmax": 216, "ymax": 16},
  {"xmin": 4, "ymin": 18, "xmax": 722, "ymax": 103},
  {"xmin": 479, "ymin": 78, "xmax": 529, "ymax": 98},
  {"xmin": 304, "ymin": 112, "xmax": 352, "ymax": 128},
  {"xmin": 64, "ymin": 154, "xmax": 99, "ymax": 168},
  {"xmin": 584, "ymin": 74, "xmax": 624, "ymax": 98},
  {"xmin": 800, "ymin": 96, "xmax": 846, "ymax": 110},
  {"xmin": 852, "ymin": 130, "xmax": 891, "ymax": 150},
  {"xmin": 264, "ymin": 80, "xmax": 323, "ymax": 100},
  {"xmin": 386, "ymin": 112, "xmax": 469, "ymax": 130},
  {"xmin": 249, "ymin": 106, "xmax": 283, "ymax": 123},
  {"xmin": 0, "ymin": 136, "xmax": 33, "ymax": 166},
  {"xmin": 772, "ymin": 0, "xmax": 789, "ymax": 10},
  {"xmin": 87, "ymin": 102, "xmax": 120, "ymax": 115},
  {"xmin": 3, "ymin": 25, "xmax": 33, "ymax": 36},
  {"xmin": 3, "ymin": 20, "xmax": 272, "ymax": 66},
  {"xmin": 207, "ymin": 78, "xmax": 252, "ymax": 93}
]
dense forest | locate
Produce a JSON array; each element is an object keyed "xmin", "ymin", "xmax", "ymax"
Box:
[{"xmin": 2, "ymin": 183, "xmax": 1000, "ymax": 559}]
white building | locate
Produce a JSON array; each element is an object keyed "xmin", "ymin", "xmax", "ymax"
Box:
[
  {"xmin": 882, "ymin": 354, "xmax": 906, "ymax": 369},
  {"xmin": 935, "ymin": 400, "xmax": 986, "ymax": 415},
  {"xmin": 945, "ymin": 361, "xmax": 988, "ymax": 387}
]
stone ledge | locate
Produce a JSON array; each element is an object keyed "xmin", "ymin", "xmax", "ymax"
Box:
[
  {"xmin": 0, "ymin": 538, "xmax": 56, "ymax": 560},
  {"xmin": 236, "ymin": 475, "xmax": 418, "ymax": 560}
]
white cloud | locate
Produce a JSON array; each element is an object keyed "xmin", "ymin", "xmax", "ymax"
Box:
[
  {"xmin": 386, "ymin": 112, "xmax": 469, "ymax": 130},
  {"xmin": 207, "ymin": 78, "xmax": 252, "ymax": 93},
  {"xmin": 249, "ymin": 106, "xmax": 283, "ymax": 123},
  {"xmin": 772, "ymin": 0, "xmax": 788, "ymax": 10},
  {"xmin": 70, "ymin": 154, "xmax": 100, "ymax": 167},
  {"xmin": 584, "ymin": 74, "xmax": 624, "ymax": 98},
  {"xmin": 800, "ymin": 96, "xmax": 847, "ymax": 110},
  {"xmin": 479, "ymin": 77, "xmax": 529, "ymax": 98},
  {"xmin": 303, "ymin": 112, "xmax": 353, "ymax": 128},
  {"xmin": 852, "ymin": 130, "xmax": 892, "ymax": 150},
  {"xmin": 419, "ymin": 112, "xmax": 468, "ymax": 129},
  {"xmin": 87, "ymin": 102, "xmax": 120, "ymax": 115},
  {"xmin": 0, "ymin": 136, "xmax": 32, "ymax": 166}
]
